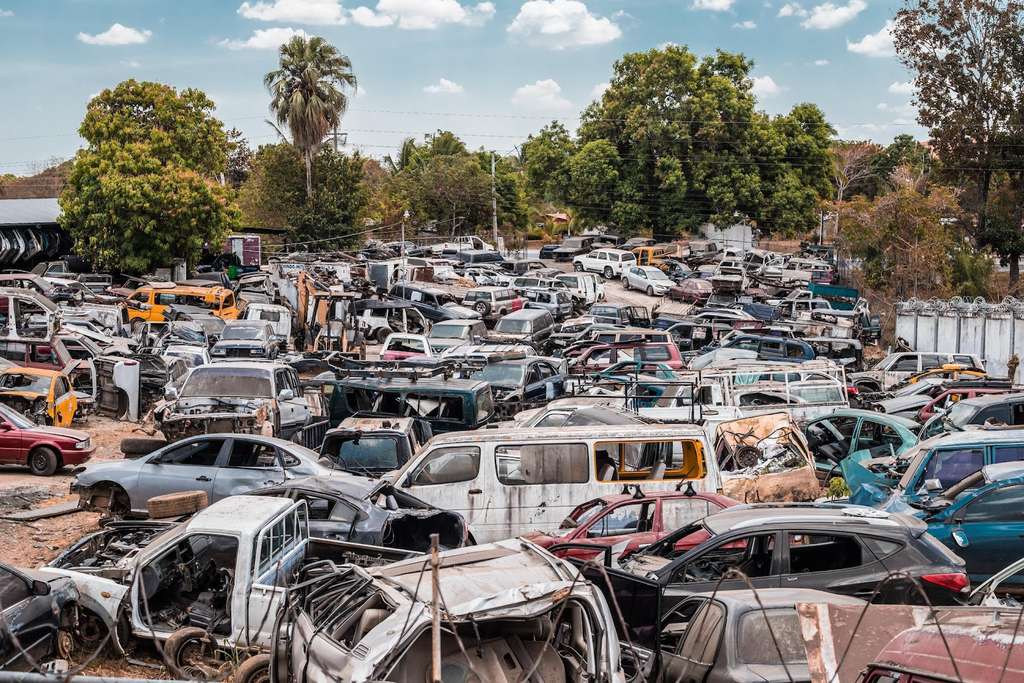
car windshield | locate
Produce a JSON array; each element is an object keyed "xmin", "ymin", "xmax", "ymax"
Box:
[
  {"xmin": 471, "ymin": 363, "xmax": 525, "ymax": 386},
  {"xmin": 947, "ymin": 400, "xmax": 981, "ymax": 427},
  {"xmin": 326, "ymin": 435, "xmax": 400, "ymax": 470},
  {"xmin": 571, "ymin": 500, "xmax": 607, "ymax": 527},
  {"xmin": 495, "ymin": 318, "xmax": 530, "ymax": 334},
  {"xmin": 181, "ymin": 368, "xmax": 273, "ymax": 398},
  {"xmin": 0, "ymin": 402, "xmax": 35, "ymax": 429},
  {"xmin": 0, "ymin": 373, "xmax": 52, "ymax": 394},
  {"xmin": 591, "ymin": 306, "xmax": 618, "ymax": 318},
  {"xmin": 431, "ymin": 323, "xmax": 470, "ymax": 340},
  {"xmin": 647, "ymin": 269, "xmax": 671, "ymax": 281},
  {"xmin": 222, "ymin": 325, "xmax": 265, "ymax": 341}
]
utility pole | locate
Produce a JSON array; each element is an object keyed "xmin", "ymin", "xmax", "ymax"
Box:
[
  {"xmin": 430, "ymin": 533, "xmax": 441, "ymax": 683},
  {"xmin": 491, "ymin": 152, "xmax": 499, "ymax": 252},
  {"xmin": 401, "ymin": 209, "xmax": 409, "ymax": 284}
]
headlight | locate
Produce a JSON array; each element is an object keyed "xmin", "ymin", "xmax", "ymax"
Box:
[
  {"xmin": 74, "ymin": 439, "xmax": 90, "ymax": 450},
  {"xmin": 251, "ymin": 348, "xmax": 263, "ymax": 355},
  {"xmin": 213, "ymin": 348, "xmax": 225, "ymax": 355}
]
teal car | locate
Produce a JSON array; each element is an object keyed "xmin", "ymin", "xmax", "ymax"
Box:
[
  {"xmin": 892, "ymin": 462, "xmax": 1024, "ymax": 584},
  {"xmin": 846, "ymin": 429, "xmax": 1024, "ymax": 507},
  {"xmin": 802, "ymin": 409, "xmax": 919, "ymax": 483}
]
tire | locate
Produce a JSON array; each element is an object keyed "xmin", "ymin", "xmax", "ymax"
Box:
[
  {"xmin": 28, "ymin": 446, "xmax": 59, "ymax": 476},
  {"xmin": 121, "ymin": 437, "xmax": 167, "ymax": 458},
  {"xmin": 147, "ymin": 490, "xmax": 208, "ymax": 519},
  {"xmin": 647, "ymin": 286, "xmax": 655, "ymax": 297},
  {"xmin": 164, "ymin": 627, "xmax": 222, "ymax": 681},
  {"xmin": 574, "ymin": 262, "xmax": 584, "ymax": 272},
  {"xmin": 474, "ymin": 301, "xmax": 491, "ymax": 316},
  {"xmin": 374, "ymin": 327, "xmax": 390, "ymax": 344},
  {"xmin": 622, "ymin": 277, "xmax": 630, "ymax": 290},
  {"xmin": 234, "ymin": 654, "xmax": 271, "ymax": 683},
  {"xmin": 603, "ymin": 266, "xmax": 614, "ymax": 279}
]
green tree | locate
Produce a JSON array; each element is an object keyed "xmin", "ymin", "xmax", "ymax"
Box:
[
  {"xmin": 566, "ymin": 140, "xmax": 620, "ymax": 225},
  {"xmin": 264, "ymin": 35, "xmax": 357, "ymax": 198},
  {"xmin": 397, "ymin": 154, "xmax": 492, "ymax": 233},
  {"xmin": 59, "ymin": 80, "xmax": 239, "ymax": 273},
  {"xmin": 521, "ymin": 122, "xmax": 575, "ymax": 202}
]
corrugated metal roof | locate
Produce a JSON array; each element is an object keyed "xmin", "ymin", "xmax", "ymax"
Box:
[{"xmin": 0, "ymin": 198, "xmax": 60, "ymax": 226}]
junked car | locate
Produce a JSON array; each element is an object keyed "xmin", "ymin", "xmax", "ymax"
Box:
[
  {"xmin": 242, "ymin": 303, "xmax": 291, "ymax": 345},
  {"xmin": 466, "ymin": 354, "xmax": 565, "ymax": 412},
  {"xmin": 425, "ymin": 319, "xmax": 487, "ymax": 353},
  {"xmin": 157, "ymin": 361, "xmax": 311, "ymax": 442},
  {"xmin": 802, "ymin": 409, "xmax": 919, "ymax": 482},
  {"xmin": 354, "ymin": 300, "xmax": 428, "ymax": 344},
  {"xmin": 460, "ymin": 286, "xmax": 522, "ymax": 322},
  {"xmin": 0, "ymin": 401, "xmax": 93, "ymax": 476},
  {"xmin": 0, "ymin": 366, "xmax": 79, "ymax": 427},
  {"xmin": 210, "ymin": 320, "xmax": 279, "ymax": 360},
  {"xmin": 277, "ymin": 540, "xmax": 626, "ymax": 683},
  {"xmin": 848, "ymin": 351, "xmax": 985, "ymax": 393},
  {"xmin": 319, "ymin": 416, "xmax": 431, "ymax": 477},
  {"xmin": 0, "ymin": 562, "xmax": 80, "ymax": 671},
  {"xmin": 622, "ymin": 265, "xmax": 674, "ymax": 296}
]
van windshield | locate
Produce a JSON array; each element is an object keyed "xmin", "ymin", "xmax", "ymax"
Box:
[
  {"xmin": 495, "ymin": 318, "xmax": 531, "ymax": 334},
  {"xmin": 325, "ymin": 435, "xmax": 401, "ymax": 471},
  {"xmin": 430, "ymin": 323, "xmax": 471, "ymax": 340}
]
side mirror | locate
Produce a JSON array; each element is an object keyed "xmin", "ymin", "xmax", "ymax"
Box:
[
  {"xmin": 924, "ymin": 478, "xmax": 943, "ymax": 492},
  {"xmin": 164, "ymin": 386, "xmax": 178, "ymax": 401},
  {"xmin": 278, "ymin": 388, "xmax": 295, "ymax": 401},
  {"xmin": 31, "ymin": 579, "xmax": 50, "ymax": 596},
  {"xmin": 951, "ymin": 528, "xmax": 969, "ymax": 548}
]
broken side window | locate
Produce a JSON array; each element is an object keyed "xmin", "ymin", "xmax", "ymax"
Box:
[
  {"xmin": 408, "ymin": 446, "xmax": 480, "ymax": 486},
  {"xmin": 0, "ymin": 565, "xmax": 31, "ymax": 608},
  {"xmin": 495, "ymin": 443, "xmax": 589, "ymax": 485},
  {"xmin": 594, "ymin": 439, "xmax": 704, "ymax": 482},
  {"xmin": 786, "ymin": 532, "xmax": 863, "ymax": 573}
]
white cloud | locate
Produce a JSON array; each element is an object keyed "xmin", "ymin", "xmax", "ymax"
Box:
[
  {"xmin": 237, "ymin": 0, "xmax": 346, "ymax": 24},
  {"xmin": 692, "ymin": 0, "xmax": 735, "ymax": 11},
  {"xmin": 590, "ymin": 81, "xmax": 610, "ymax": 98},
  {"xmin": 733, "ymin": 19, "xmax": 757, "ymax": 29},
  {"xmin": 77, "ymin": 23, "xmax": 152, "ymax": 46},
  {"xmin": 121, "ymin": 59, "xmax": 142, "ymax": 68},
  {"xmin": 888, "ymin": 80, "xmax": 914, "ymax": 94},
  {"xmin": 507, "ymin": 0, "xmax": 622, "ymax": 48},
  {"xmin": 0, "ymin": 9, "xmax": 13, "ymax": 17},
  {"xmin": 423, "ymin": 77, "xmax": 464, "ymax": 94},
  {"xmin": 877, "ymin": 101, "xmax": 915, "ymax": 116},
  {"xmin": 352, "ymin": 0, "xmax": 495, "ymax": 30},
  {"xmin": 814, "ymin": 58, "xmax": 829, "ymax": 65},
  {"xmin": 751, "ymin": 75, "xmax": 781, "ymax": 97},
  {"xmin": 847, "ymin": 20, "xmax": 895, "ymax": 57},
  {"xmin": 658, "ymin": 41, "xmax": 678, "ymax": 49},
  {"xmin": 801, "ymin": 0, "xmax": 865, "ymax": 29},
  {"xmin": 219, "ymin": 26, "xmax": 308, "ymax": 49},
  {"xmin": 777, "ymin": 3, "xmax": 807, "ymax": 17},
  {"xmin": 512, "ymin": 79, "xmax": 572, "ymax": 110}
]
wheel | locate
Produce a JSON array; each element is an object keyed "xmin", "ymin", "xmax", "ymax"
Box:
[
  {"xmin": 474, "ymin": 301, "xmax": 490, "ymax": 316},
  {"xmin": 574, "ymin": 262, "xmax": 584, "ymax": 272},
  {"xmin": 622, "ymin": 277, "xmax": 630, "ymax": 290},
  {"xmin": 647, "ymin": 286, "xmax": 655, "ymax": 297},
  {"xmin": 233, "ymin": 654, "xmax": 271, "ymax": 683},
  {"xmin": 164, "ymin": 627, "xmax": 226, "ymax": 681},
  {"xmin": 28, "ymin": 446, "xmax": 59, "ymax": 476},
  {"xmin": 603, "ymin": 266, "xmax": 613, "ymax": 279},
  {"xmin": 121, "ymin": 437, "xmax": 167, "ymax": 458},
  {"xmin": 374, "ymin": 327, "xmax": 389, "ymax": 344},
  {"xmin": 147, "ymin": 490, "xmax": 208, "ymax": 519}
]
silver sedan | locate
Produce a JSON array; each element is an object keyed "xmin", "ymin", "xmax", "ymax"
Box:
[
  {"xmin": 71, "ymin": 434, "xmax": 331, "ymax": 517},
  {"xmin": 622, "ymin": 265, "xmax": 674, "ymax": 296}
]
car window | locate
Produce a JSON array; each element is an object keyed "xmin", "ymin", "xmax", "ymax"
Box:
[
  {"xmin": 993, "ymin": 445, "xmax": 1024, "ymax": 464},
  {"xmin": 921, "ymin": 355, "xmax": 943, "ymax": 370},
  {"xmin": 857, "ymin": 421, "xmax": 904, "ymax": 453},
  {"xmin": 977, "ymin": 404, "xmax": 1012, "ymax": 425},
  {"xmin": 227, "ymin": 440, "xmax": 280, "ymax": 468},
  {"xmin": 921, "ymin": 447, "xmax": 984, "ymax": 489},
  {"xmin": 638, "ymin": 346, "xmax": 672, "ymax": 362},
  {"xmin": 408, "ymin": 446, "xmax": 480, "ymax": 485},
  {"xmin": 673, "ymin": 533, "xmax": 776, "ymax": 583},
  {"xmin": 156, "ymin": 439, "xmax": 223, "ymax": 467},
  {"xmin": 660, "ymin": 498, "xmax": 717, "ymax": 532},
  {"xmin": 738, "ymin": 608, "xmax": 806, "ymax": 665},
  {"xmin": 675, "ymin": 601, "xmax": 725, "ymax": 665},
  {"xmin": 787, "ymin": 532, "xmax": 863, "ymax": 573},
  {"xmin": 963, "ymin": 485, "xmax": 1024, "ymax": 522},
  {"xmin": 495, "ymin": 444, "xmax": 588, "ymax": 485},
  {"xmin": 0, "ymin": 566, "xmax": 30, "ymax": 608},
  {"xmin": 587, "ymin": 501, "xmax": 655, "ymax": 538},
  {"xmin": 954, "ymin": 355, "xmax": 975, "ymax": 367},
  {"xmin": 892, "ymin": 356, "xmax": 919, "ymax": 372},
  {"xmin": 525, "ymin": 365, "xmax": 542, "ymax": 385}
]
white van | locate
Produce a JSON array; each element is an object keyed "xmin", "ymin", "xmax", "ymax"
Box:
[
  {"xmin": 555, "ymin": 272, "xmax": 605, "ymax": 305},
  {"xmin": 390, "ymin": 424, "xmax": 721, "ymax": 543}
]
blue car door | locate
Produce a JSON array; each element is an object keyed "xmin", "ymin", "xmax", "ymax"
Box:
[{"xmin": 929, "ymin": 481, "xmax": 1024, "ymax": 582}]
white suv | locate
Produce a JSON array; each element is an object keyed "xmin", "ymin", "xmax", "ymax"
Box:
[{"xmin": 573, "ymin": 248, "xmax": 637, "ymax": 279}]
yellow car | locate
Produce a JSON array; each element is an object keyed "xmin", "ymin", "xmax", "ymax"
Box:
[
  {"xmin": 127, "ymin": 283, "xmax": 241, "ymax": 323},
  {"xmin": 0, "ymin": 367, "xmax": 78, "ymax": 427},
  {"xmin": 906, "ymin": 363, "xmax": 986, "ymax": 384}
]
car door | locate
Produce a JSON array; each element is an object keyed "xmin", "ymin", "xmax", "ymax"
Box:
[
  {"xmin": 933, "ymin": 483, "xmax": 1024, "ymax": 581},
  {"xmin": 659, "ymin": 599, "xmax": 726, "ymax": 683},
  {"xmin": 134, "ymin": 438, "xmax": 226, "ymax": 510},
  {"xmin": 401, "ymin": 445, "xmax": 491, "ymax": 538},
  {"xmin": 577, "ymin": 500, "xmax": 657, "ymax": 555},
  {"xmin": 1, "ymin": 565, "xmax": 59, "ymax": 668},
  {"xmin": 274, "ymin": 369, "xmax": 307, "ymax": 436},
  {"xmin": 522, "ymin": 363, "xmax": 545, "ymax": 402},
  {"xmin": 661, "ymin": 531, "xmax": 781, "ymax": 611},
  {"xmin": 211, "ymin": 438, "xmax": 290, "ymax": 500},
  {"xmin": 779, "ymin": 531, "xmax": 882, "ymax": 599}
]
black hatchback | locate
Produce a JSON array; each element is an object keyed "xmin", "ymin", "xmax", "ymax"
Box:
[{"xmin": 604, "ymin": 504, "xmax": 969, "ymax": 611}]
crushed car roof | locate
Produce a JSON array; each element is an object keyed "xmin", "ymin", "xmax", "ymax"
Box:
[{"xmin": 184, "ymin": 495, "xmax": 293, "ymax": 536}]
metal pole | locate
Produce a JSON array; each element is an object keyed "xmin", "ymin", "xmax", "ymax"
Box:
[
  {"xmin": 401, "ymin": 209, "xmax": 409, "ymax": 285},
  {"xmin": 430, "ymin": 532, "xmax": 441, "ymax": 683},
  {"xmin": 0, "ymin": 675, "xmax": 194, "ymax": 683},
  {"xmin": 491, "ymin": 152, "xmax": 499, "ymax": 253}
]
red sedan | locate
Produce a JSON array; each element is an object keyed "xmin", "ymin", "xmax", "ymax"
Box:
[
  {"xmin": 523, "ymin": 490, "xmax": 738, "ymax": 560},
  {"xmin": 572, "ymin": 342, "xmax": 685, "ymax": 372},
  {"xmin": 0, "ymin": 402, "xmax": 94, "ymax": 476}
]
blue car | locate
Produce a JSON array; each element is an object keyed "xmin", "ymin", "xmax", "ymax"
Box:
[{"xmin": 903, "ymin": 462, "xmax": 1024, "ymax": 584}]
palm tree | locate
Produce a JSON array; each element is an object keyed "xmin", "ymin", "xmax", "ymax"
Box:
[{"xmin": 264, "ymin": 35, "xmax": 356, "ymax": 198}]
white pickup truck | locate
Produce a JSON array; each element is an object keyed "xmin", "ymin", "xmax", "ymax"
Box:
[{"xmin": 38, "ymin": 496, "xmax": 412, "ymax": 679}]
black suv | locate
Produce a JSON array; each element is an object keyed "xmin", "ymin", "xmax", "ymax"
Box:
[
  {"xmin": 578, "ymin": 504, "xmax": 968, "ymax": 615},
  {"xmin": 388, "ymin": 284, "xmax": 469, "ymax": 323}
]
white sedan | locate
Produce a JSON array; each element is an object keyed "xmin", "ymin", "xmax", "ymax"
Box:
[{"xmin": 622, "ymin": 265, "xmax": 674, "ymax": 296}]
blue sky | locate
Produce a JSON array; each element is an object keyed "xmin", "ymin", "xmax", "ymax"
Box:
[{"xmin": 0, "ymin": 0, "xmax": 923, "ymax": 176}]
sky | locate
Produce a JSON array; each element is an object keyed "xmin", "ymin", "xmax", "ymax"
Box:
[{"xmin": 0, "ymin": 0, "xmax": 924, "ymax": 177}]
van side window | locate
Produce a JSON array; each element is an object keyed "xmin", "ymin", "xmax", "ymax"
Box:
[
  {"xmin": 594, "ymin": 439, "xmax": 705, "ymax": 482},
  {"xmin": 495, "ymin": 444, "xmax": 588, "ymax": 485},
  {"xmin": 891, "ymin": 356, "xmax": 918, "ymax": 372},
  {"xmin": 408, "ymin": 446, "xmax": 480, "ymax": 485}
]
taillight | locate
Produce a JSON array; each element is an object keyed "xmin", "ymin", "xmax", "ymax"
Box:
[
  {"xmin": 846, "ymin": 386, "xmax": 859, "ymax": 396},
  {"xmin": 921, "ymin": 572, "xmax": 970, "ymax": 593}
]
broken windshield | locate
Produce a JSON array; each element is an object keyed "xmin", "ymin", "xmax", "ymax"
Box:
[{"xmin": 181, "ymin": 369, "xmax": 273, "ymax": 398}]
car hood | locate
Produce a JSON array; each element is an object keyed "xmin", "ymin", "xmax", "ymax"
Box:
[
  {"xmin": 875, "ymin": 395, "xmax": 930, "ymax": 413},
  {"xmin": 25, "ymin": 425, "xmax": 89, "ymax": 441},
  {"xmin": 440, "ymin": 303, "xmax": 481, "ymax": 320}
]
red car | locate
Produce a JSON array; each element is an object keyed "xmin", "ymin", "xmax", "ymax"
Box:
[
  {"xmin": 523, "ymin": 490, "xmax": 738, "ymax": 560},
  {"xmin": 0, "ymin": 402, "xmax": 94, "ymax": 476},
  {"xmin": 572, "ymin": 342, "xmax": 685, "ymax": 372},
  {"xmin": 917, "ymin": 386, "xmax": 1013, "ymax": 422}
]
